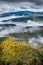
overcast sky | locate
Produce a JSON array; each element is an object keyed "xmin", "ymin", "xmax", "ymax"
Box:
[{"xmin": 0, "ymin": 0, "xmax": 43, "ymax": 5}]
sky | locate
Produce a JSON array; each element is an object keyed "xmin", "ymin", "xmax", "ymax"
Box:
[{"xmin": 0, "ymin": 0, "xmax": 43, "ymax": 5}]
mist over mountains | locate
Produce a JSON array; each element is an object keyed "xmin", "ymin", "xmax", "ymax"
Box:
[{"xmin": 0, "ymin": 1, "xmax": 43, "ymax": 46}]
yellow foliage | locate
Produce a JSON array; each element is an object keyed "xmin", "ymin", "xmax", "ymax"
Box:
[{"xmin": 0, "ymin": 37, "xmax": 41, "ymax": 64}]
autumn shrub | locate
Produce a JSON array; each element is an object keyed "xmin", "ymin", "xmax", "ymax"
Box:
[{"xmin": 0, "ymin": 37, "xmax": 42, "ymax": 65}]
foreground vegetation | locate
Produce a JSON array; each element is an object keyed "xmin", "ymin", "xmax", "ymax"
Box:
[{"xmin": 0, "ymin": 37, "xmax": 43, "ymax": 65}]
